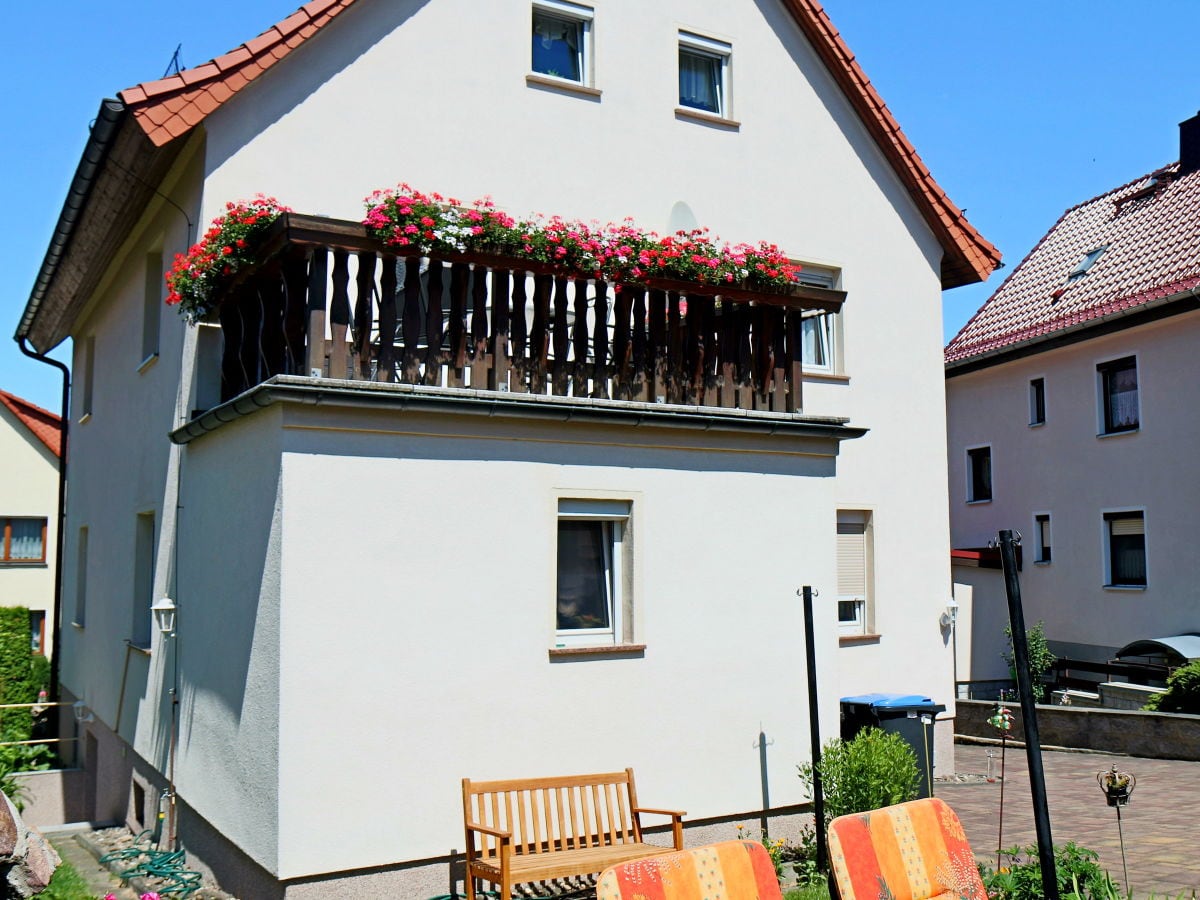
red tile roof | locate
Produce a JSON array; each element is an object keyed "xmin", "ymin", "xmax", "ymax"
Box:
[
  {"xmin": 116, "ymin": 0, "xmax": 999, "ymax": 290},
  {"xmin": 0, "ymin": 390, "xmax": 62, "ymax": 458},
  {"xmin": 118, "ymin": 0, "xmax": 357, "ymax": 147},
  {"xmin": 945, "ymin": 164, "xmax": 1200, "ymax": 365}
]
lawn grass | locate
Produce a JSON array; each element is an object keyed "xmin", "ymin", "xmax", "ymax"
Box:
[
  {"xmin": 40, "ymin": 858, "xmax": 98, "ymax": 900},
  {"xmin": 784, "ymin": 879, "xmax": 832, "ymax": 900}
]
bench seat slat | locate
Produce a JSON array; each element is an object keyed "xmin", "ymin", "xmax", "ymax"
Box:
[{"xmin": 470, "ymin": 842, "xmax": 675, "ymax": 883}]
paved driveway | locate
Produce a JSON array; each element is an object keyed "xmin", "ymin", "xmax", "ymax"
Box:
[{"xmin": 940, "ymin": 742, "xmax": 1199, "ymax": 897}]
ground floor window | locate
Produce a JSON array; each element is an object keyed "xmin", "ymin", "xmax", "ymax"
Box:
[
  {"xmin": 837, "ymin": 510, "xmax": 872, "ymax": 634},
  {"xmin": 556, "ymin": 499, "xmax": 630, "ymax": 647},
  {"xmin": 1105, "ymin": 511, "xmax": 1145, "ymax": 587}
]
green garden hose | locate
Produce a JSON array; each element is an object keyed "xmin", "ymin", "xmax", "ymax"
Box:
[{"xmin": 98, "ymin": 831, "xmax": 203, "ymax": 897}]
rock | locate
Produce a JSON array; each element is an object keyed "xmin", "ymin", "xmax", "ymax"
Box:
[{"xmin": 0, "ymin": 792, "xmax": 60, "ymax": 897}]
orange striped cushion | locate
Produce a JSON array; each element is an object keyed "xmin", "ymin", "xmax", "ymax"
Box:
[
  {"xmin": 596, "ymin": 840, "xmax": 782, "ymax": 900},
  {"xmin": 828, "ymin": 798, "xmax": 984, "ymax": 900}
]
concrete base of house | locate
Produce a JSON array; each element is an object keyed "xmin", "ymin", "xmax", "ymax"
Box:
[{"xmin": 956, "ymin": 698, "xmax": 1200, "ymax": 759}]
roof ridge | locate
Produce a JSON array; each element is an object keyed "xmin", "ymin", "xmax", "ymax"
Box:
[{"xmin": 1059, "ymin": 161, "xmax": 1180, "ymax": 217}]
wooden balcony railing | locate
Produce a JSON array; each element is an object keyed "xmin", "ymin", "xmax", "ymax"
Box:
[{"xmin": 212, "ymin": 214, "xmax": 845, "ymax": 412}]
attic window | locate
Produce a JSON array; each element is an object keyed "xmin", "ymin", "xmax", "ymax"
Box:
[{"xmin": 1068, "ymin": 247, "xmax": 1106, "ymax": 282}]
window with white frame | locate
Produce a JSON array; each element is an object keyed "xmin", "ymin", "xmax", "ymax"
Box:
[
  {"xmin": 1098, "ymin": 356, "xmax": 1138, "ymax": 434},
  {"xmin": 1029, "ymin": 377, "xmax": 1046, "ymax": 426},
  {"xmin": 141, "ymin": 250, "xmax": 162, "ymax": 366},
  {"xmin": 555, "ymin": 499, "xmax": 630, "ymax": 647},
  {"xmin": 1034, "ymin": 513, "xmax": 1051, "ymax": 563},
  {"xmin": 1104, "ymin": 511, "xmax": 1146, "ymax": 587},
  {"xmin": 531, "ymin": 1, "xmax": 593, "ymax": 85},
  {"xmin": 797, "ymin": 267, "xmax": 840, "ymax": 373},
  {"xmin": 678, "ymin": 32, "xmax": 730, "ymax": 117},
  {"xmin": 836, "ymin": 510, "xmax": 872, "ymax": 635},
  {"xmin": 966, "ymin": 445, "xmax": 992, "ymax": 503}
]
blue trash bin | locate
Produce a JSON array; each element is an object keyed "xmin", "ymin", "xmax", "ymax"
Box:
[{"xmin": 839, "ymin": 692, "xmax": 946, "ymax": 798}]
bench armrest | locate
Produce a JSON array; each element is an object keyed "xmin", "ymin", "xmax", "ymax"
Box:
[
  {"xmin": 633, "ymin": 807, "xmax": 686, "ymax": 850},
  {"xmin": 465, "ymin": 822, "xmax": 512, "ymax": 841}
]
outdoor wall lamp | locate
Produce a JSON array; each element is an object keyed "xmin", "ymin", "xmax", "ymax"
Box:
[
  {"xmin": 72, "ymin": 701, "xmax": 93, "ymax": 724},
  {"xmin": 939, "ymin": 597, "xmax": 959, "ymax": 628},
  {"xmin": 152, "ymin": 597, "xmax": 177, "ymax": 636}
]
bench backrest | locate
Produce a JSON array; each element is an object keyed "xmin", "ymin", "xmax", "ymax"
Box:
[
  {"xmin": 596, "ymin": 840, "xmax": 782, "ymax": 900},
  {"xmin": 463, "ymin": 768, "xmax": 643, "ymax": 858},
  {"xmin": 827, "ymin": 797, "xmax": 985, "ymax": 900}
]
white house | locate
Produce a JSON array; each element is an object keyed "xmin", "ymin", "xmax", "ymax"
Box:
[
  {"xmin": 0, "ymin": 390, "xmax": 61, "ymax": 660},
  {"xmin": 946, "ymin": 113, "xmax": 1200, "ymax": 693},
  {"xmin": 18, "ymin": 0, "xmax": 997, "ymax": 895}
]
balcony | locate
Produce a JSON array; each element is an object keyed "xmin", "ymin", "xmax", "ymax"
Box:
[{"xmin": 203, "ymin": 213, "xmax": 845, "ymax": 416}]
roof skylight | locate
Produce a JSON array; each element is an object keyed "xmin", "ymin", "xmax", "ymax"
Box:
[{"xmin": 1068, "ymin": 246, "xmax": 1106, "ymax": 281}]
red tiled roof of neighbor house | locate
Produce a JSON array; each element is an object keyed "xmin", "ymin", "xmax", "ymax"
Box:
[
  {"xmin": 0, "ymin": 390, "xmax": 62, "ymax": 458},
  {"xmin": 117, "ymin": 0, "xmax": 999, "ymax": 289},
  {"xmin": 946, "ymin": 163, "xmax": 1200, "ymax": 366}
]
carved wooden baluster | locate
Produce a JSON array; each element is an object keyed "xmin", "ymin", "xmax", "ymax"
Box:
[
  {"xmin": 530, "ymin": 274, "xmax": 551, "ymax": 394},
  {"xmin": 771, "ymin": 306, "xmax": 787, "ymax": 412},
  {"xmin": 551, "ymin": 276, "xmax": 570, "ymax": 396},
  {"xmin": 752, "ymin": 304, "xmax": 770, "ymax": 410},
  {"xmin": 448, "ymin": 262, "xmax": 468, "ymax": 387},
  {"xmin": 400, "ymin": 256, "xmax": 423, "ymax": 384},
  {"xmin": 470, "ymin": 265, "xmax": 490, "ymax": 389},
  {"xmin": 630, "ymin": 287, "xmax": 648, "ymax": 401},
  {"xmin": 218, "ymin": 293, "xmax": 245, "ymax": 402},
  {"xmin": 736, "ymin": 303, "xmax": 754, "ymax": 408},
  {"xmin": 258, "ymin": 266, "xmax": 286, "ymax": 379},
  {"xmin": 242, "ymin": 283, "xmax": 265, "ymax": 387},
  {"xmin": 329, "ymin": 249, "xmax": 351, "ymax": 380},
  {"xmin": 572, "ymin": 279, "xmax": 590, "ymax": 398},
  {"xmin": 282, "ymin": 248, "xmax": 309, "ymax": 376},
  {"xmin": 648, "ymin": 289, "xmax": 667, "ymax": 402},
  {"xmin": 306, "ymin": 248, "xmax": 328, "ymax": 378},
  {"xmin": 787, "ymin": 308, "xmax": 804, "ymax": 413},
  {"xmin": 686, "ymin": 294, "xmax": 704, "ymax": 405},
  {"xmin": 377, "ymin": 256, "xmax": 398, "ymax": 382},
  {"xmin": 719, "ymin": 301, "xmax": 737, "ymax": 408},
  {"xmin": 354, "ymin": 252, "xmax": 376, "ymax": 379},
  {"xmin": 667, "ymin": 291, "xmax": 684, "ymax": 404},
  {"xmin": 612, "ymin": 286, "xmax": 632, "ymax": 400},
  {"xmin": 491, "ymin": 268, "xmax": 511, "ymax": 391},
  {"xmin": 510, "ymin": 271, "xmax": 528, "ymax": 393},
  {"xmin": 424, "ymin": 259, "xmax": 445, "ymax": 386},
  {"xmin": 592, "ymin": 280, "xmax": 609, "ymax": 399},
  {"xmin": 701, "ymin": 297, "xmax": 719, "ymax": 407}
]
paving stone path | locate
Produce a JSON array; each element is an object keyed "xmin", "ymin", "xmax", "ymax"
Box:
[{"xmin": 942, "ymin": 742, "xmax": 1199, "ymax": 897}]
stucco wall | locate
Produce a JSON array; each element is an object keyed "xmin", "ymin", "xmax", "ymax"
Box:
[{"xmin": 947, "ymin": 311, "xmax": 1200, "ymax": 667}]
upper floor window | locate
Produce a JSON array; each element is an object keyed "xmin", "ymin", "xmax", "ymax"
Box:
[
  {"xmin": 531, "ymin": 1, "xmax": 593, "ymax": 86},
  {"xmin": 1104, "ymin": 511, "xmax": 1145, "ymax": 588},
  {"xmin": 797, "ymin": 267, "xmax": 841, "ymax": 373},
  {"xmin": 678, "ymin": 32, "xmax": 730, "ymax": 118},
  {"xmin": 1034, "ymin": 513, "xmax": 1051, "ymax": 563},
  {"xmin": 141, "ymin": 250, "xmax": 163, "ymax": 367},
  {"xmin": 81, "ymin": 335, "xmax": 95, "ymax": 421},
  {"xmin": 966, "ymin": 446, "xmax": 992, "ymax": 503},
  {"xmin": 132, "ymin": 511, "xmax": 156, "ymax": 648},
  {"xmin": 1098, "ymin": 356, "xmax": 1138, "ymax": 434},
  {"xmin": 1, "ymin": 518, "xmax": 46, "ymax": 563},
  {"xmin": 1029, "ymin": 377, "xmax": 1045, "ymax": 426}
]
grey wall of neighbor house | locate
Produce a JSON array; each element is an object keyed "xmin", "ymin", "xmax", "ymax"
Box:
[{"xmin": 948, "ymin": 311, "xmax": 1200, "ymax": 671}]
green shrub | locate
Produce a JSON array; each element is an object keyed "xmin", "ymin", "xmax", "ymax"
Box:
[
  {"xmin": 1143, "ymin": 659, "xmax": 1200, "ymax": 713},
  {"xmin": 798, "ymin": 727, "xmax": 920, "ymax": 828},
  {"xmin": 980, "ymin": 842, "xmax": 1118, "ymax": 899},
  {"xmin": 1003, "ymin": 620, "xmax": 1057, "ymax": 702}
]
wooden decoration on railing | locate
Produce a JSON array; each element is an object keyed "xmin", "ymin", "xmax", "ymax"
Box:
[{"xmin": 213, "ymin": 214, "xmax": 845, "ymax": 412}]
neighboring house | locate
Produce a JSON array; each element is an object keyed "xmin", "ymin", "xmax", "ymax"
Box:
[
  {"xmin": 946, "ymin": 113, "xmax": 1200, "ymax": 691},
  {"xmin": 18, "ymin": 1, "xmax": 997, "ymax": 895},
  {"xmin": 0, "ymin": 390, "xmax": 61, "ymax": 659}
]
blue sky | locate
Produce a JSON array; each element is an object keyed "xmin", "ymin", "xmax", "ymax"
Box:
[{"xmin": 2, "ymin": 1, "xmax": 1198, "ymax": 412}]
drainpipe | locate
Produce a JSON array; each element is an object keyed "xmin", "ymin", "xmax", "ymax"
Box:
[{"xmin": 16, "ymin": 339, "xmax": 69, "ymax": 705}]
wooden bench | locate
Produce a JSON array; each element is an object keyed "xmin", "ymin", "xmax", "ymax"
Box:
[
  {"xmin": 462, "ymin": 768, "xmax": 685, "ymax": 899},
  {"xmin": 597, "ymin": 840, "xmax": 782, "ymax": 899}
]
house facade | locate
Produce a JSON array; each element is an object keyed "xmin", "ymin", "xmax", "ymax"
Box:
[
  {"xmin": 0, "ymin": 390, "xmax": 61, "ymax": 659},
  {"xmin": 19, "ymin": 1, "xmax": 997, "ymax": 895},
  {"xmin": 946, "ymin": 113, "xmax": 1200, "ymax": 690}
]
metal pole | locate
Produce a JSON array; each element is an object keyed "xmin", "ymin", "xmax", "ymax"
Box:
[
  {"xmin": 997, "ymin": 530, "xmax": 1058, "ymax": 900},
  {"xmin": 800, "ymin": 585, "xmax": 827, "ymax": 873},
  {"xmin": 756, "ymin": 728, "xmax": 771, "ymax": 837}
]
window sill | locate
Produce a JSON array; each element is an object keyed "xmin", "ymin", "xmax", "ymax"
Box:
[
  {"xmin": 127, "ymin": 640, "xmax": 152, "ymax": 656},
  {"xmin": 839, "ymin": 633, "xmax": 881, "ymax": 647},
  {"xmin": 1103, "ymin": 584, "xmax": 1147, "ymax": 592},
  {"xmin": 803, "ymin": 370, "xmax": 850, "ymax": 384},
  {"xmin": 0, "ymin": 561, "xmax": 47, "ymax": 568},
  {"xmin": 526, "ymin": 74, "xmax": 602, "ymax": 99},
  {"xmin": 674, "ymin": 107, "xmax": 740, "ymax": 130},
  {"xmin": 1029, "ymin": 421, "xmax": 1045, "ymax": 429},
  {"xmin": 1097, "ymin": 428, "xmax": 1139, "ymax": 439},
  {"xmin": 78, "ymin": 412, "xmax": 92, "ymax": 425},
  {"xmin": 549, "ymin": 643, "xmax": 645, "ymax": 660},
  {"xmin": 137, "ymin": 353, "xmax": 159, "ymax": 374},
  {"xmin": 71, "ymin": 621, "xmax": 85, "ymax": 630},
  {"xmin": 1033, "ymin": 560, "xmax": 1051, "ymax": 567},
  {"xmin": 966, "ymin": 499, "xmax": 992, "ymax": 505}
]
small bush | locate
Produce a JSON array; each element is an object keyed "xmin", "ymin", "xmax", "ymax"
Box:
[
  {"xmin": 980, "ymin": 842, "xmax": 1118, "ymax": 899},
  {"xmin": 798, "ymin": 727, "xmax": 920, "ymax": 828},
  {"xmin": 1003, "ymin": 620, "xmax": 1057, "ymax": 702},
  {"xmin": 1143, "ymin": 659, "xmax": 1200, "ymax": 714}
]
